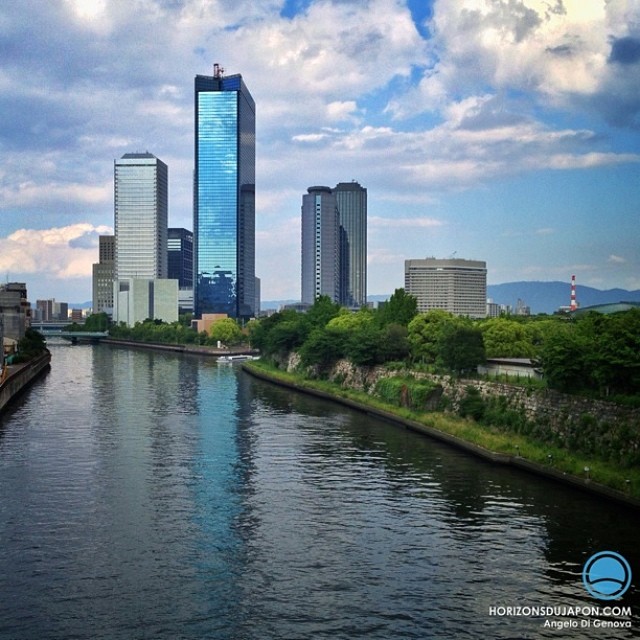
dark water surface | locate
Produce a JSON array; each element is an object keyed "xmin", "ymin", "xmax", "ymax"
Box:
[{"xmin": 0, "ymin": 343, "xmax": 638, "ymax": 639}]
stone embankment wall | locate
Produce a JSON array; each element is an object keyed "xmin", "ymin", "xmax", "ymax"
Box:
[{"xmin": 283, "ymin": 353, "xmax": 640, "ymax": 448}]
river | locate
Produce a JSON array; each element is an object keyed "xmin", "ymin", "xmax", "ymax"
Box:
[{"xmin": 0, "ymin": 342, "xmax": 638, "ymax": 639}]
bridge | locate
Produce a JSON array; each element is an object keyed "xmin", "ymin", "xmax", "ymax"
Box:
[{"xmin": 39, "ymin": 328, "xmax": 109, "ymax": 344}]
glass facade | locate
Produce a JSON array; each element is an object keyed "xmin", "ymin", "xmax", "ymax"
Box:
[
  {"xmin": 334, "ymin": 181, "xmax": 367, "ymax": 308},
  {"xmin": 194, "ymin": 72, "xmax": 255, "ymax": 319},
  {"xmin": 168, "ymin": 228, "xmax": 193, "ymax": 289},
  {"xmin": 114, "ymin": 153, "xmax": 168, "ymax": 280}
]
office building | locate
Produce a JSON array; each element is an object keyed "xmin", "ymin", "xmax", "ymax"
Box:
[
  {"xmin": 113, "ymin": 153, "xmax": 178, "ymax": 325},
  {"xmin": 92, "ymin": 235, "xmax": 115, "ymax": 316},
  {"xmin": 301, "ymin": 186, "xmax": 341, "ymax": 304},
  {"xmin": 405, "ymin": 258, "xmax": 487, "ymax": 318},
  {"xmin": 36, "ymin": 299, "xmax": 54, "ymax": 322},
  {"xmin": 168, "ymin": 228, "xmax": 194, "ymax": 314},
  {"xmin": 0, "ymin": 283, "xmax": 30, "ymax": 341},
  {"xmin": 334, "ymin": 181, "xmax": 367, "ymax": 307},
  {"xmin": 194, "ymin": 65, "xmax": 256, "ymax": 319},
  {"xmin": 168, "ymin": 228, "xmax": 193, "ymax": 289},
  {"xmin": 114, "ymin": 152, "xmax": 168, "ymax": 280},
  {"xmin": 115, "ymin": 279, "xmax": 178, "ymax": 326}
]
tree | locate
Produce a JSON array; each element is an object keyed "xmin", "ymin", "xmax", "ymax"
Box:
[
  {"xmin": 17, "ymin": 328, "xmax": 47, "ymax": 360},
  {"xmin": 407, "ymin": 309, "xmax": 456, "ymax": 363},
  {"xmin": 480, "ymin": 317, "xmax": 535, "ymax": 358},
  {"xmin": 437, "ymin": 324, "xmax": 485, "ymax": 376},
  {"xmin": 345, "ymin": 323, "xmax": 384, "ymax": 366},
  {"xmin": 265, "ymin": 318, "xmax": 309, "ymax": 355},
  {"xmin": 248, "ymin": 309, "xmax": 301, "ymax": 353},
  {"xmin": 299, "ymin": 327, "xmax": 342, "ymax": 368},
  {"xmin": 305, "ymin": 295, "xmax": 342, "ymax": 329},
  {"xmin": 208, "ymin": 318, "xmax": 243, "ymax": 345},
  {"xmin": 536, "ymin": 324, "xmax": 588, "ymax": 393},
  {"xmin": 585, "ymin": 309, "xmax": 640, "ymax": 396},
  {"xmin": 380, "ymin": 323, "xmax": 410, "ymax": 362},
  {"xmin": 377, "ymin": 289, "xmax": 418, "ymax": 327}
]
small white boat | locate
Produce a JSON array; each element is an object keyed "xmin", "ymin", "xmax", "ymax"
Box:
[{"xmin": 217, "ymin": 354, "xmax": 258, "ymax": 363}]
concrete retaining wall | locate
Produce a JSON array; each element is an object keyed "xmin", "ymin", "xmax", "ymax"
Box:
[{"xmin": 0, "ymin": 352, "xmax": 51, "ymax": 414}]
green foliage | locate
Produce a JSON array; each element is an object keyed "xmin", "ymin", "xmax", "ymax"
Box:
[
  {"xmin": 407, "ymin": 309, "xmax": 456, "ymax": 363},
  {"xmin": 85, "ymin": 312, "xmax": 109, "ymax": 331},
  {"xmin": 305, "ymin": 295, "xmax": 341, "ymax": 330},
  {"xmin": 345, "ymin": 322, "xmax": 384, "ymax": 366},
  {"xmin": 108, "ymin": 318, "xmax": 202, "ymax": 345},
  {"xmin": 377, "ymin": 288, "xmax": 418, "ymax": 327},
  {"xmin": 534, "ymin": 309, "xmax": 640, "ymax": 397},
  {"xmin": 437, "ymin": 324, "xmax": 486, "ymax": 376},
  {"xmin": 458, "ymin": 386, "xmax": 485, "ymax": 421},
  {"xmin": 374, "ymin": 375, "xmax": 439, "ymax": 410},
  {"xmin": 247, "ymin": 302, "xmax": 639, "ymax": 401},
  {"xmin": 63, "ymin": 312, "xmax": 110, "ymax": 333},
  {"xmin": 299, "ymin": 327, "xmax": 342, "ymax": 368},
  {"xmin": 380, "ymin": 323, "xmax": 410, "ymax": 362},
  {"xmin": 15, "ymin": 328, "xmax": 47, "ymax": 361},
  {"xmin": 536, "ymin": 324, "xmax": 587, "ymax": 392},
  {"xmin": 248, "ymin": 309, "xmax": 306, "ymax": 354},
  {"xmin": 207, "ymin": 318, "xmax": 243, "ymax": 345},
  {"xmin": 479, "ymin": 317, "xmax": 535, "ymax": 358}
]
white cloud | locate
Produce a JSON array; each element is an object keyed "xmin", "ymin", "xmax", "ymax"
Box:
[
  {"xmin": 389, "ymin": 0, "xmax": 639, "ymax": 123},
  {"xmin": 608, "ymin": 254, "xmax": 626, "ymax": 264},
  {"xmin": 0, "ymin": 224, "xmax": 112, "ymax": 279}
]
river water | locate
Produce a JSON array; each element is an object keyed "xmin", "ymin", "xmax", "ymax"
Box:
[{"xmin": 0, "ymin": 342, "xmax": 638, "ymax": 639}]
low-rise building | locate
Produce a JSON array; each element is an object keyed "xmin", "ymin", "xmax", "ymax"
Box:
[{"xmin": 113, "ymin": 279, "xmax": 178, "ymax": 326}]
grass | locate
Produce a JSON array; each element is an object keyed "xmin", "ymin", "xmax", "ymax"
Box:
[{"xmin": 244, "ymin": 359, "xmax": 640, "ymax": 502}]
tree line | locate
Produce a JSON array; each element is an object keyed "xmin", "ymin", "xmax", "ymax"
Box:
[
  {"xmin": 249, "ymin": 291, "xmax": 640, "ymax": 400},
  {"xmin": 73, "ymin": 293, "xmax": 639, "ymax": 399}
]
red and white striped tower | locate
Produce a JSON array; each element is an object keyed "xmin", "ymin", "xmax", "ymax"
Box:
[{"xmin": 570, "ymin": 275, "xmax": 577, "ymax": 311}]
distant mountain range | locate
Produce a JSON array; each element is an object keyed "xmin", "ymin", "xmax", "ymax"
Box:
[
  {"xmin": 486, "ymin": 281, "xmax": 640, "ymax": 314},
  {"xmin": 262, "ymin": 282, "xmax": 640, "ymax": 315}
]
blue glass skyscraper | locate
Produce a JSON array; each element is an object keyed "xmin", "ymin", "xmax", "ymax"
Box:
[{"xmin": 194, "ymin": 65, "xmax": 255, "ymax": 319}]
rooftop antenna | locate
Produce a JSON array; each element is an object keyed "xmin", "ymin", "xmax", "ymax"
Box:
[{"xmin": 213, "ymin": 63, "xmax": 225, "ymax": 79}]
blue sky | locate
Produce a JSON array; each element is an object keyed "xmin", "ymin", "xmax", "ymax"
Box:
[{"xmin": 0, "ymin": 0, "xmax": 638, "ymax": 304}]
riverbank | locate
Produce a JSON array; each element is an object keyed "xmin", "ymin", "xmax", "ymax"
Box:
[
  {"xmin": 243, "ymin": 359, "xmax": 640, "ymax": 510},
  {"xmin": 0, "ymin": 351, "xmax": 51, "ymax": 415},
  {"xmin": 101, "ymin": 337, "xmax": 258, "ymax": 358}
]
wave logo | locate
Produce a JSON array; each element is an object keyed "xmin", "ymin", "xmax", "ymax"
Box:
[{"xmin": 582, "ymin": 551, "xmax": 632, "ymax": 600}]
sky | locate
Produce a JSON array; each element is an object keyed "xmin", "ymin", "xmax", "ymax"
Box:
[{"xmin": 1, "ymin": 0, "xmax": 639, "ymax": 305}]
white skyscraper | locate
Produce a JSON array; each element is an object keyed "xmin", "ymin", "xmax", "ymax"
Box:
[
  {"xmin": 113, "ymin": 152, "xmax": 177, "ymax": 325},
  {"xmin": 114, "ymin": 152, "xmax": 168, "ymax": 280}
]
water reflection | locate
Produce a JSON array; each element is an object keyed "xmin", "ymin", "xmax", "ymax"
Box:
[{"xmin": 0, "ymin": 343, "xmax": 637, "ymax": 640}]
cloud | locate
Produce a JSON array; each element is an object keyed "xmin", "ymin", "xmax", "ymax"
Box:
[
  {"xmin": 0, "ymin": 224, "xmax": 112, "ymax": 279},
  {"xmin": 370, "ymin": 216, "xmax": 444, "ymax": 228},
  {"xmin": 608, "ymin": 254, "xmax": 626, "ymax": 264},
  {"xmin": 388, "ymin": 0, "xmax": 640, "ymax": 127},
  {"xmin": 0, "ymin": 0, "xmax": 638, "ymax": 300}
]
